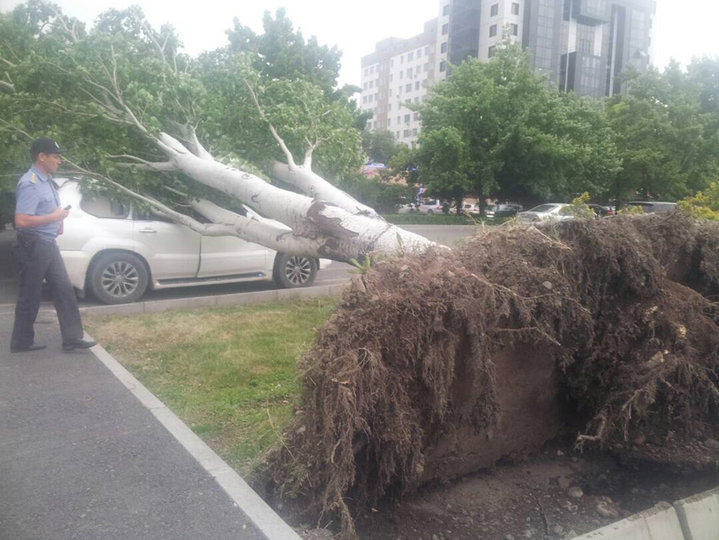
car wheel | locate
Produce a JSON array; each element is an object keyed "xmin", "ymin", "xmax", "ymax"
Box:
[
  {"xmin": 273, "ymin": 253, "xmax": 317, "ymax": 288},
  {"xmin": 427, "ymin": 209, "xmax": 434, "ymax": 214},
  {"xmin": 90, "ymin": 252, "xmax": 149, "ymax": 304}
]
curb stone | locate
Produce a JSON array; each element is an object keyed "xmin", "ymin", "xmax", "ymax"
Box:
[
  {"xmin": 89, "ymin": 337, "xmax": 302, "ymax": 539},
  {"xmin": 574, "ymin": 486, "xmax": 719, "ymax": 540}
]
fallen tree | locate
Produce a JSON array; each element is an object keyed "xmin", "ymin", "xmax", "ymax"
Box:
[
  {"xmin": 0, "ymin": 4, "xmax": 432, "ymax": 262},
  {"xmin": 266, "ymin": 213, "xmax": 719, "ymax": 538}
]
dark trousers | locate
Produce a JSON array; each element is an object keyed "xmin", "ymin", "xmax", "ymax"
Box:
[{"xmin": 10, "ymin": 232, "xmax": 83, "ymax": 349}]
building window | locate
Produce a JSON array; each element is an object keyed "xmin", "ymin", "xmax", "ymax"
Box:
[
  {"xmin": 414, "ymin": 97, "xmax": 420, "ymax": 103},
  {"xmin": 489, "ymin": 24, "xmax": 497, "ymax": 37},
  {"xmin": 400, "ymin": 71, "xmax": 403, "ymax": 79},
  {"xmin": 369, "ymin": 80, "xmax": 374, "ymax": 88},
  {"xmin": 425, "ymin": 46, "xmax": 430, "ymax": 55},
  {"xmin": 364, "ymin": 68, "xmax": 368, "ymax": 76},
  {"xmin": 404, "ymin": 114, "xmax": 410, "ymax": 123},
  {"xmin": 511, "ymin": 23, "xmax": 518, "ymax": 36},
  {"xmin": 490, "ymin": 3, "xmax": 499, "ymax": 16},
  {"xmin": 412, "ymin": 128, "xmax": 418, "ymax": 136},
  {"xmin": 415, "ymin": 66, "xmax": 420, "ymax": 75},
  {"xmin": 415, "ymin": 81, "xmax": 420, "ymax": 90},
  {"xmin": 442, "ymin": 23, "xmax": 449, "ymax": 35},
  {"xmin": 417, "ymin": 48, "xmax": 422, "ymax": 58},
  {"xmin": 488, "ymin": 45, "xmax": 497, "ymax": 58},
  {"xmin": 388, "ymin": 118, "xmax": 391, "ymax": 126},
  {"xmin": 408, "ymin": 52, "xmax": 414, "ymax": 61},
  {"xmin": 404, "ymin": 129, "xmax": 411, "ymax": 137},
  {"xmin": 414, "ymin": 112, "xmax": 420, "ymax": 120},
  {"xmin": 425, "ymin": 63, "xmax": 430, "ymax": 71},
  {"xmin": 441, "ymin": 41, "xmax": 448, "ymax": 53},
  {"xmin": 443, "ymin": 4, "xmax": 450, "ymax": 16},
  {"xmin": 388, "ymin": 103, "xmax": 392, "ymax": 111},
  {"xmin": 406, "ymin": 83, "xmax": 412, "ymax": 92},
  {"xmin": 440, "ymin": 60, "xmax": 446, "ymax": 72},
  {"xmin": 512, "ymin": 2, "xmax": 519, "ymax": 15},
  {"xmin": 396, "ymin": 131, "xmax": 400, "ymax": 138},
  {"xmin": 362, "ymin": 96, "xmax": 367, "ymax": 104}
]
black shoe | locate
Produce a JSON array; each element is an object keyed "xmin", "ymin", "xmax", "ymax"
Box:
[
  {"xmin": 62, "ymin": 339, "xmax": 97, "ymax": 352},
  {"xmin": 10, "ymin": 343, "xmax": 47, "ymax": 353}
]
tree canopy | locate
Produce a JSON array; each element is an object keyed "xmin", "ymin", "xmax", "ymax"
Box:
[{"xmin": 414, "ymin": 44, "xmax": 620, "ymax": 207}]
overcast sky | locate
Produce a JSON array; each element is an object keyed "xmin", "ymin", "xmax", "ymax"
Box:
[{"xmin": 2, "ymin": 0, "xmax": 717, "ymax": 86}]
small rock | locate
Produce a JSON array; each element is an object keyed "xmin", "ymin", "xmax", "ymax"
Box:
[
  {"xmin": 568, "ymin": 486, "xmax": 584, "ymax": 499},
  {"xmin": 705, "ymin": 438, "xmax": 719, "ymax": 450},
  {"xmin": 504, "ymin": 535, "xmax": 515, "ymax": 540},
  {"xmin": 432, "ymin": 535, "xmax": 439, "ymax": 540},
  {"xmin": 631, "ymin": 487, "xmax": 640, "ymax": 494},
  {"xmin": 596, "ymin": 497, "xmax": 619, "ymax": 518},
  {"xmin": 564, "ymin": 531, "xmax": 577, "ymax": 539},
  {"xmin": 542, "ymin": 281, "xmax": 554, "ymax": 290},
  {"xmin": 633, "ymin": 433, "xmax": 647, "ymax": 446},
  {"xmin": 552, "ymin": 525, "xmax": 564, "ymax": 535},
  {"xmin": 523, "ymin": 529, "xmax": 534, "ymax": 538},
  {"xmin": 556, "ymin": 449, "xmax": 564, "ymax": 457},
  {"xmin": 296, "ymin": 425, "xmax": 306, "ymax": 435}
]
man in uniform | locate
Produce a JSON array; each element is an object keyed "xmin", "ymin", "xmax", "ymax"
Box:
[{"xmin": 10, "ymin": 138, "xmax": 96, "ymax": 353}]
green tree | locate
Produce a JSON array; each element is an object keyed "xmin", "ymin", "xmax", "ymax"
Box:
[
  {"xmin": 416, "ymin": 44, "xmax": 619, "ymax": 211},
  {"xmin": 362, "ymin": 129, "xmax": 399, "ymax": 164},
  {"xmin": 607, "ymin": 61, "xmax": 719, "ymax": 204},
  {"xmin": 227, "ymin": 8, "xmax": 341, "ymax": 94}
]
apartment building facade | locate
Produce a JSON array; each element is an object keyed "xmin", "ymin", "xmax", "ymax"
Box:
[{"xmin": 360, "ymin": 0, "xmax": 654, "ymax": 144}]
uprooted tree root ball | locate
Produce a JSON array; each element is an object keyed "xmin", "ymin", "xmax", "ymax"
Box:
[{"xmin": 265, "ymin": 213, "xmax": 719, "ymax": 538}]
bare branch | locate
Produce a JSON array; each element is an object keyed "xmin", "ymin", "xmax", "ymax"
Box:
[
  {"xmin": 0, "ymin": 80, "xmax": 14, "ymax": 92},
  {"xmin": 0, "ymin": 57, "xmax": 16, "ymax": 68},
  {"xmin": 108, "ymin": 154, "xmax": 178, "ymax": 171},
  {"xmin": 244, "ymin": 80, "xmax": 297, "ymax": 168}
]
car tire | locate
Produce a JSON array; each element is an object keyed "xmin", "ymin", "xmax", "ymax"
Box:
[
  {"xmin": 427, "ymin": 209, "xmax": 434, "ymax": 214},
  {"xmin": 89, "ymin": 252, "xmax": 149, "ymax": 304},
  {"xmin": 273, "ymin": 253, "xmax": 317, "ymax": 288}
]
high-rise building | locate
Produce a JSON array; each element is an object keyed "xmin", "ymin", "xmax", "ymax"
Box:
[{"xmin": 360, "ymin": 0, "xmax": 655, "ymax": 144}]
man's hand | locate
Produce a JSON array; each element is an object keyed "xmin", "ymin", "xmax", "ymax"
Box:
[{"xmin": 15, "ymin": 206, "xmax": 69, "ymax": 228}]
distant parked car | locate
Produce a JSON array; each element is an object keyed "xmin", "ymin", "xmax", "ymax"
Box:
[
  {"xmin": 396, "ymin": 203, "xmax": 417, "ymax": 214},
  {"xmin": 588, "ymin": 204, "xmax": 615, "ymax": 217},
  {"xmin": 518, "ymin": 203, "xmax": 574, "ymax": 224},
  {"xmin": 417, "ymin": 199, "xmax": 445, "ymax": 214},
  {"xmin": 626, "ymin": 201, "xmax": 677, "ymax": 213},
  {"xmin": 54, "ymin": 178, "xmax": 326, "ymax": 304},
  {"xmin": 451, "ymin": 202, "xmax": 479, "ymax": 214},
  {"xmin": 491, "ymin": 203, "xmax": 524, "ymax": 218}
]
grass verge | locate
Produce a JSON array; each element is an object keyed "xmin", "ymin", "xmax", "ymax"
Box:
[{"xmin": 85, "ymin": 297, "xmax": 336, "ymax": 482}]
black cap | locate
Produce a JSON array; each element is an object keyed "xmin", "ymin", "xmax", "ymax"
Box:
[{"xmin": 30, "ymin": 138, "xmax": 63, "ymax": 160}]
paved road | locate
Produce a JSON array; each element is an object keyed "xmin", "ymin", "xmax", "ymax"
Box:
[{"xmin": 0, "ymin": 225, "xmax": 476, "ymax": 306}]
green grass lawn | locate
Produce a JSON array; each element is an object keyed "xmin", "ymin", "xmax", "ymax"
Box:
[{"xmin": 85, "ymin": 298, "xmax": 336, "ymax": 481}]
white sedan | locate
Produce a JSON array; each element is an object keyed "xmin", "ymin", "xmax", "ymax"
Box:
[
  {"xmin": 517, "ymin": 203, "xmax": 574, "ymax": 224},
  {"xmin": 55, "ymin": 179, "xmax": 326, "ymax": 304}
]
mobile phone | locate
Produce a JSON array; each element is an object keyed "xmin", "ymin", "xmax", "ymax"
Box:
[{"xmin": 64, "ymin": 204, "xmax": 72, "ymax": 210}]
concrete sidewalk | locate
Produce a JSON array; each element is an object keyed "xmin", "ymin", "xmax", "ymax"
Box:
[{"xmin": 0, "ymin": 310, "xmax": 299, "ymax": 539}]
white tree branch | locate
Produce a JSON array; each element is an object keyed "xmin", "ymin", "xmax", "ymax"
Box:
[{"xmin": 244, "ymin": 80, "xmax": 298, "ymax": 169}]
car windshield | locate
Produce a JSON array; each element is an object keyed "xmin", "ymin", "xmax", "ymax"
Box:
[{"xmin": 527, "ymin": 204, "xmax": 557, "ymax": 213}]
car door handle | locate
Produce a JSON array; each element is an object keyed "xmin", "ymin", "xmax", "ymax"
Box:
[{"xmin": 138, "ymin": 228, "xmax": 157, "ymax": 234}]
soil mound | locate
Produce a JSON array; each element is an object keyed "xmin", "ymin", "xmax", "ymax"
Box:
[{"xmin": 267, "ymin": 213, "xmax": 719, "ymax": 538}]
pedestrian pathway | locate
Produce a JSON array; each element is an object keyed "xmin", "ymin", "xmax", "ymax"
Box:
[{"xmin": 0, "ymin": 310, "xmax": 297, "ymax": 539}]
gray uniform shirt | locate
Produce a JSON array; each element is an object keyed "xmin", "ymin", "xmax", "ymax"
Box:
[{"xmin": 15, "ymin": 166, "xmax": 61, "ymax": 240}]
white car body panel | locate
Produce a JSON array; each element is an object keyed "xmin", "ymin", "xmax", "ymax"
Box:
[{"xmin": 54, "ymin": 179, "xmax": 327, "ymax": 298}]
